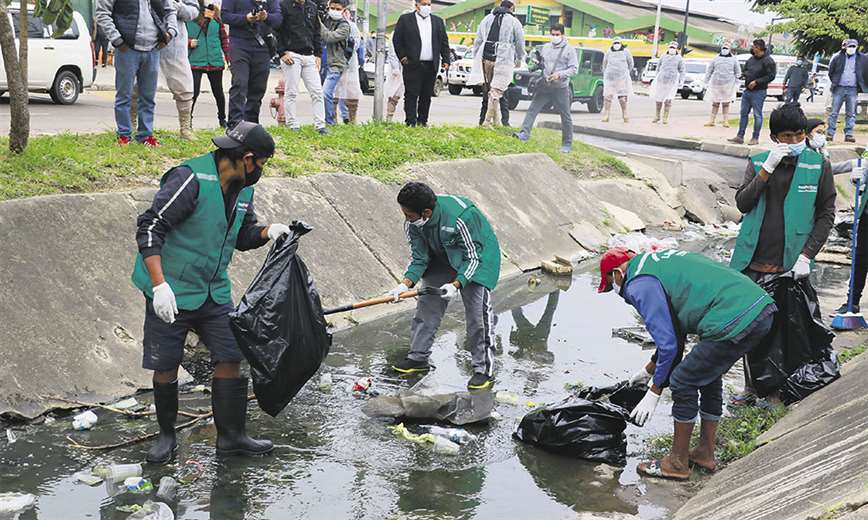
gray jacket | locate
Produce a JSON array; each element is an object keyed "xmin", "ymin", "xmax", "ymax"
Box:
[
  {"xmin": 96, "ymin": 0, "xmax": 178, "ymax": 52},
  {"xmin": 534, "ymin": 40, "xmax": 577, "ymax": 89},
  {"xmin": 321, "ymin": 18, "xmax": 351, "ymax": 73}
]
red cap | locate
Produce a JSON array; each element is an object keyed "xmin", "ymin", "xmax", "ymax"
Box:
[{"xmin": 598, "ymin": 248, "xmax": 634, "ymax": 293}]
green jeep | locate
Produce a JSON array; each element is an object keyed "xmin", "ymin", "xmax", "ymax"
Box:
[{"xmin": 510, "ymin": 46, "xmax": 605, "ymax": 113}]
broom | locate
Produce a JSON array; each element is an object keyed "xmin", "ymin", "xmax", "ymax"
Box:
[{"xmin": 832, "ymin": 168, "xmax": 868, "ymax": 330}]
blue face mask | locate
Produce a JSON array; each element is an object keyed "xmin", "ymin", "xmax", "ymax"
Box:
[{"xmin": 788, "ymin": 141, "xmax": 806, "ymax": 157}]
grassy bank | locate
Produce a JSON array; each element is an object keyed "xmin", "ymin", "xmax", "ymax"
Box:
[{"xmin": 0, "ymin": 124, "xmax": 630, "ymax": 201}]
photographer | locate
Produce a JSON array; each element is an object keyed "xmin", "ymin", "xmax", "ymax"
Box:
[
  {"xmin": 222, "ymin": 0, "xmax": 282, "ymax": 128},
  {"xmin": 319, "ymin": 0, "xmax": 351, "ymax": 126},
  {"xmin": 513, "ymin": 24, "xmax": 577, "ymax": 153}
]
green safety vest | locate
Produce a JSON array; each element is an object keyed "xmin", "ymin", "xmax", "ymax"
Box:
[
  {"xmin": 626, "ymin": 250, "xmax": 774, "ymax": 341},
  {"xmin": 186, "ymin": 19, "xmax": 225, "ymax": 69},
  {"xmin": 730, "ymin": 148, "xmax": 824, "ymax": 272},
  {"xmin": 131, "ymin": 152, "xmax": 254, "ymax": 310}
]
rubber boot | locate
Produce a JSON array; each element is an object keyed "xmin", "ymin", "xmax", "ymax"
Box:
[
  {"xmin": 601, "ymin": 99, "xmax": 611, "ymax": 122},
  {"xmin": 662, "ymin": 102, "xmax": 671, "ymax": 125},
  {"xmin": 345, "ymin": 99, "xmax": 359, "ymax": 124},
  {"xmin": 177, "ymin": 99, "xmax": 194, "ymax": 140},
  {"xmin": 705, "ymin": 104, "xmax": 719, "ymax": 127},
  {"xmin": 652, "ymin": 102, "xmax": 662, "ymax": 123},
  {"xmin": 619, "ymin": 97, "xmax": 629, "ymax": 123},
  {"xmin": 721, "ymin": 104, "xmax": 731, "ymax": 128},
  {"xmin": 211, "ymin": 377, "xmax": 273, "ymax": 456},
  {"xmin": 386, "ymin": 97, "xmax": 398, "ymax": 122},
  {"xmin": 490, "ymin": 97, "xmax": 502, "ymax": 127},
  {"xmin": 146, "ymin": 380, "xmax": 178, "ymax": 464}
]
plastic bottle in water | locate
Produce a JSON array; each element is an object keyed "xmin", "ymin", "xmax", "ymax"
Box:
[
  {"xmin": 155, "ymin": 476, "xmax": 178, "ymax": 502},
  {"xmin": 124, "ymin": 477, "xmax": 154, "ymax": 494},
  {"xmin": 92, "ymin": 463, "xmax": 143, "ymax": 480},
  {"xmin": 430, "ymin": 435, "xmax": 460, "ymax": 455},
  {"xmin": 129, "ymin": 500, "xmax": 174, "ymax": 520},
  {"xmin": 422, "ymin": 426, "xmax": 477, "ymax": 445},
  {"xmin": 318, "ymin": 373, "xmax": 333, "ymax": 392},
  {"xmin": 495, "ymin": 391, "xmax": 521, "ymax": 405}
]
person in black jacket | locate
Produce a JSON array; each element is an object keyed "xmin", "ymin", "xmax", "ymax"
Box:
[
  {"xmin": 728, "ymin": 39, "xmax": 776, "ymax": 146},
  {"xmin": 276, "ymin": 0, "xmax": 326, "ymax": 133},
  {"xmin": 391, "ymin": 0, "xmax": 450, "ymax": 126},
  {"xmin": 783, "ymin": 56, "xmax": 809, "ymax": 103}
]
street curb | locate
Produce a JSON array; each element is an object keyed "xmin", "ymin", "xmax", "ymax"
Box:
[{"xmin": 540, "ymin": 121, "xmax": 703, "ymax": 151}]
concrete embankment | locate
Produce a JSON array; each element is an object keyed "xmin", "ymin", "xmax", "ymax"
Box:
[{"xmin": 0, "ymin": 152, "xmax": 721, "ymax": 419}]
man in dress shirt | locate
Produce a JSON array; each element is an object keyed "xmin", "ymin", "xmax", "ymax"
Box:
[{"xmin": 392, "ymin": 0, "xmax": 450, "ymax": 126}]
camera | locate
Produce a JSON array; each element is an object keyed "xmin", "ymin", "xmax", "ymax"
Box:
[{"xmin": 252, "ymin": 0, "xmax": 267, "ymax": 14}]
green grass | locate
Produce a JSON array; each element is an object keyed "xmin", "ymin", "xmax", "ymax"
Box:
[
  {"xmin": 647, "ymin": 402, "xmax": 788, "ymax": 467},
  {"xmin": 838, "ymin": 344, "xmax": 868, "ymax": 365},
  {"xmin": 0, "ymin": 124, "xmax": 631, "ymax": 201}
]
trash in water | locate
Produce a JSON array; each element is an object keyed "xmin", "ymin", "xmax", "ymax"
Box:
[
  {"xmin": 352, "ymin": 377, "xmax": 377, "ymax": 398},
  {"xmin": 190, "ymin": 384, "xmax": 209, "ymax": 393},
  {"xmin": 608, "ymin": 233, "xmax": 678, "ymax": 253},
  {"xmin": 363, "ymin": 379, "xmax": 495, "ymax": 425},
  {"xmin": 73, "ymin": 471, "xmax": 104, "ymax": 486},
  {"xmin": 0, "ymin": 493, "xmax": 37, "ymax": 514},
  {"xmin": 117, "ymin": 504, "xmax": 143, "ymax": 514},
  {"xmin": 6, "ymin": 428, "xmax": 16, "ymax": 444},
  {"xmin": 112, "ymin": 398, "xmax": 140, "ymax": 410},
  {"xmin": 177, "ymin": 460, "xmax": 205, "ymax": 484},
  {"xmin": 72, "ymin": 410, "xmax": 98, "ymax": 430},
  {"xmin": 128, "ymin": 500, "xmax": 174, "ymax": 520},
  {"xmin": 513, "ymin": 381, "xmax": 646, "ymax": 466},
  {"xmin": 421, "ymin": 425, "xmax": 477, "ymax": 445},
  {"xmin": 155, "ymin": 476, "xmax": 179, "ymax": 502},
  {"xmin": 779, "ymin": 348, "xmax": 841, "ymax": 405},
  {"xmin": 318, "ymin": 373, "xmax": 333, "ymax": 393},
  {"xmin": 229, "ymin": 221, "xmax": 332, "ymax": 417},
  {"xmin": 527, "ymin": 275, "xmax": 541, "ymax": 288},
  {"xmin": 92, "ymin": 463, "xmax": 143, "ymax": 481},
  {"xmin": 124, "ymin": 477, "xmax": 154, "ymax": 494},
  {"xmin": 388, "ymin": 423, "xmax": 460, "ymax": 456},
  {"xmin": 431, "ymin": 435, "xmax": 461, "ymax": 455},
  {"xmin": 564, "ymin": 381, "xmax": 587, "ymax": 393},
  {"xmin": 44, "ymin": 416, "xmax": 56, "ymax": 425},
  {"xmin": 612, "ymin": 326, "xmax": 656, "ymax": 349},
  {"xmin": 494, "ymin": 391, "xmax": 538, "ymax": 407}
]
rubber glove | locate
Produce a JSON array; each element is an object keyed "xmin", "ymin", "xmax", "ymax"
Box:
[
  {"xmin": 152, "ymin": 282, "xmax": 179, "ymax": 324},
  {"xmin": 629, "ymin": 389, "xmax": 660, "ymax": 426},
  {"xmin": 629, "ymin": 367, "xmax": 653, "ymax": 386},
  {"xmin": 388, "ymin": 283, "xmax": 409, "ymax": 302},
  {"xmin": 440, "ymin": 283, "xmax": 459, "ymax": 300},
  {"xmin": 850, "ymin": 163, "xmax": 865, "ymax": 187},
  {"xmin": 762, "ymin": 143, "xmax": 790, "ymax": 174},
  {"xmin": 267, "ymin": 223, "xmax": 291, "ymax": 241},
  {"xmin": 792, "ymin": 254, "xmax": 811, "ymax": 279}
]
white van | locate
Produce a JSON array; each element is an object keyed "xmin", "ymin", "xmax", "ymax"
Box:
[{"xmin": 0, "ymin": 4, "xmax": 95, "ymax": 104}]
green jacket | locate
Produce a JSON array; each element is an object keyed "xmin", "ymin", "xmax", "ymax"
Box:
[
  {"xmin": 186, "ymin": 19, "xmax": 226, "ymax": 69},
  {"xmin": 403, "ymin": 194, "xmax": 501, "ymax": 290},
  {"xmin": 626, "ymin": 250, "xmax": 774, "ymax": 341},
  {"xmin": 131, "ymin": 153, "xmax": 254, "ymax": 310},
  {"xmin": 730, "ymin": 148, "xmax": 824, "ymax": 272}
]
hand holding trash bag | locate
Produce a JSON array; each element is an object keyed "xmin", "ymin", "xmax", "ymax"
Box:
[
  {"xmin": 266, "ymin": 223, "xmax": 291, "ymax": 241},
  {"xmin": 792, "ymin": 255, "xmax": 811, "ymax": 279},
  {"xmin": 629, "ymin": 388, "xmax": 660, "ymax": 426}
]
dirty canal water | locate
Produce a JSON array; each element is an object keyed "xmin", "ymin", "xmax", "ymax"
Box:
[{"xmin": 0, "ymin": 235, "xmax": 853, "ymax": 520}]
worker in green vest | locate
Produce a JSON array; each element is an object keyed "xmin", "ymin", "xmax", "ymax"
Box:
[
  {"xmin": 599, "ymin": 248, "xmax": 775, "ymax": 480},
  {"xmin": 730, "ymin": 102, "xmax": 835, "ymax": 405},
  {"xmin": 132, "ymin": 122, "xmax": 289, "ymax": 464}
]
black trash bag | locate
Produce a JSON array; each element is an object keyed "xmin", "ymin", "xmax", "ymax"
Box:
[
  {"xmin": 779, "ymin": 348, "xmax": 841, "ymax": 405},
  {"xmin": 230, "ymin": 221, "xmax": 332, "ymax": 417},
  {"xmin": 747, "ymin": 276, "xmax": 835, "ymax": 397},
  {"xmin": 513, "ymin": 380, "xmax": 643, "ymax": 466}
]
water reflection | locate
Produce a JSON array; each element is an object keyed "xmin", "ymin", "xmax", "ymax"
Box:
[{"xmin": 395, "ymin": 466, "xmax": 486, "ymax": 519}]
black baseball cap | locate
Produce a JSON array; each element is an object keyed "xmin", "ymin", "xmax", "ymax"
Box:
[{"xmin": 212, "ymin": 122, "xmax": 276, "ymax": 159}]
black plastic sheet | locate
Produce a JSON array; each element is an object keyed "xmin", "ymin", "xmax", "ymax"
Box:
[
  {"xmin": 513, "ymin": 381, "xmax": 645, "ymax": 466},
  {"xmin": 747, "ymin": 276, "xmax": 835, "ymax": 398},
  {"xmin": 779, "ymin": 348, "xmax": 841, "ymax": 405},
  {"xmin": 230, "ymin": 222, "xmax": 332, "ymax": 417}
]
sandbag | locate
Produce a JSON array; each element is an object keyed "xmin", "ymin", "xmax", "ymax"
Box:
[
  {"xmin": 513, "ymin": 381, "xmax": 645, "ymax": 466},
  {"xmin": 779, "ymin": 348, "xmax": 841, "ymax": 405},
  {"xmin": 747, "ymin": 276, "xmax": 834, "ymax": 397},
  {"xmin": 230, "ymin": 221, "xmax": 332, "ymax": 417}
]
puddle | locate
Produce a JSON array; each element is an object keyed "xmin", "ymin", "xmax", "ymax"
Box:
[{"xmin": 0, "ymin": 238, "xmax": 853, "ymax": 520}]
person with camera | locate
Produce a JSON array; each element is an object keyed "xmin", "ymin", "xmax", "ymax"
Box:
[
  {"xmin": 187, "ymin": 1, "xmax": 230, "ymax": 128},
  {"xmin": 276, "ymin": 0, "xmax": 326, "ymax": 132},
  {"xmin": 513, "ymin": 24, "xmax": 577, "ymax": 153},
  {"xmin": 222, "ymin": 0, "xmax": 282, "ymax": 128},
  {"xmin": 96, "ymin": 0, "xmax": 178, "ymax": 147},
  {"xmin": 319, "ymin": 0, "xmax": 351, "ymax": 126}
]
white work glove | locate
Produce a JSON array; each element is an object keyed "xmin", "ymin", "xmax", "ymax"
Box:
[
  {"xmin": 152, "ymin": 282, "xmax": 178, "ymax": 324},
  {"xmin": 850, "ymin": 163, "xmax": 866, "ymax": 187},
  {"xmin": 629, "ymin": 367, "xmax": 653, "ymax": 386},
  {"xmin": 440, "ymin": 283, "xmax": 459, "ymax": 300},
  {"xmin": 267, "ymin": 223, "xmax": 291, "ymax": 241},
  {"xmin": 629, "ymin": 389, "xmax": 661, "ymax": 427},
  {"xmin": 762, "ymin": 143, "xmax": 791, "ymax": 174},
  {"xmin": 388, "ymin": 283, "xmax": 409, "ymax": 302},
  {"xmin": 792, "ymin": 254, "xmax": 811, "ymax": 279}
]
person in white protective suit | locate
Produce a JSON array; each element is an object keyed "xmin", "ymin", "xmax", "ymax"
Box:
[
  {"xmin": 335, "ymin": 10, "xmax": 363, "ymax": 123},
  {"xmin": 601, "ymin": 36, "xmax": 634, "ymax": 123},
  {"xmin": 467, "ymin": 0, "xmax": 525, "ymax": 127},
  {"xmin": 650, "ymin": 41, "xmax": 684, "ymax": 124},
  {"xmin": 384, "ymin": 37, "xmax": 406, "ymax": 122},
  {"xmin": 703, "ymin": 41, "xmax": 740, "ymax": 127}
]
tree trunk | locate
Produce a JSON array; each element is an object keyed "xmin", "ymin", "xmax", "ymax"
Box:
[
  {"xmin": 19, "ymin": 1, "xmax": 27, "ymax": 85},
  {"xmin": 0, "ymin": 2, "xmax": 30, "ymax": 153}
]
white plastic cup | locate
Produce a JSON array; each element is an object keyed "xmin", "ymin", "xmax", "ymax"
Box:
[{"xmin": 72, "ymin": 410, "xmax": 98, "ymax": 430}]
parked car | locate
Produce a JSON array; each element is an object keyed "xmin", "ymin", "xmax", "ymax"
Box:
[
  {"xmin": 511, "ymin": 46, "xmax": 605, "ymax": 113},
  {"xmin": 447, "ymin": 49, "xmax": 483, "ymax": 96},
  {"xmin": 679, "ymin": 59, "xmax": 710, "ymax": 100},
  {"xmin": 641, "ymin": 59, "xmax": 658, "ymax": 85},
  {"xmin": 0, "ymin": 3, "xmax": 95, "ymax": 104}
]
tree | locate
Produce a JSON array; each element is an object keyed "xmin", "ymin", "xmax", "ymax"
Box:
[
  {"xmin": 759, "ymin": 0, "xmax": 868, "ymax": 57},
  {"xmin": 0, "ymin": 0, "xmax": 73, "ymax": 153}
]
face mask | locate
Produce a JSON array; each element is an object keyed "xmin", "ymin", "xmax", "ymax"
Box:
[
  {"xmin": 810, "ymin": 134, "xmax": 826, "ymax": 149},
  {"xmin": 244, "ymin": 157, "xmax": 263, "ymax": 186},
  {"xmin": 788, "ymin": 141, "xmax": 806, "ymax": 157},
  {"xmin": 721, "ymin": 48, "xmax": 730, "ymax": 56},
  {"xmin": 418, "ymin": 5, "xmax": 431, "ymax": 17},
  {"xmin": 797, "ymin": 60, "xmax": 804, "ymax": 66},
  {"xmin": 612, "ymin": 43, "xmax": 622, "ymax": 51},
  {"xmin": 328, "ymin": 9, "xmax": 343, "ymax": 20},
  {"xmin": 410, "ymin": 216, "xmax": 429, "ymax": 227},
  {"xmin": 847, "ymin": 47, "xmax": 857, "ymax": 56},
  {"xmin": 667, "ymin": 48, "xmax": 677, "ymax": 55},
  {"xmin": 551, "ymin": 35, "xmax": 563, "ymax": 45}
]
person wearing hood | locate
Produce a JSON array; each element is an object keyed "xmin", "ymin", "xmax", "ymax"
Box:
[
  {"xmin": 601, "ymin": 36, "xmax": 633, "ymax": 123},
  {"xmin": 827, "ymin": 39, "xmax": 867, "ymax": 144},
  {"xmin": 335, "ymin": 9, "xmax": 363, "ymax": 124},
  {"xmin": 132, "ymin": 123, "xmax": 289, "ymax": 464},
  {"xmin": 598, "ymin": 247, "xmax": 776, "ymax": 480},
  {"xmin": 784, "ymin": 56, "xmax": 810, "ymax": 103},
  {"xmin": 649, "ymin": 41, "xmax": 684, "ymax": 124},
  {"xmin": 468, "ymin": 0, "xmax": 525, "ymax": 128},
  {"xmin": 703, "ymin": 42, "xmax": 740, "ymax": 127}
]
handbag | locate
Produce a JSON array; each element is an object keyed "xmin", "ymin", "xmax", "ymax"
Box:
[{"xmin": 528, "ymin": 44, "xmax": 567, "ymax": 95}]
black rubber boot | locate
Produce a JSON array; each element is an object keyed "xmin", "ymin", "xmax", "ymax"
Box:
[
  {"xmin": 146, "ymin": 381, "xmax": 178, "ymax": 464},
  {"xmin": 211, "ymin": 377, "xmax": 273, "ymax": 456}
]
